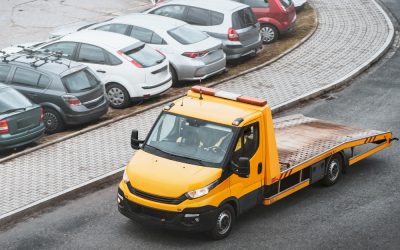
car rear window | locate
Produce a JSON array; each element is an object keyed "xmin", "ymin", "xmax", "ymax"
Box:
[
  {"xmin": 0, "ymin": 88, "xmax": 32, "ymax": 113},
  {"xmin": 232, "ymin": 7, "xmax": 257, "ymax": 29},
  {"xmin": 168, "ymin": 25, "xmax": 208, "ymax": 45},
  {"xmin": 124, "ymin": 44, "xmax": 165, "ymax": 68},
  {"xmin": 62, "ymin": 69, "xmax": 100, "ymax": 93}
]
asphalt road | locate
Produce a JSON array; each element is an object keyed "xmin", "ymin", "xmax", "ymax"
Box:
[{"xmin": 1, "ymin": 2, "xmax": 400, "ymax": 250}]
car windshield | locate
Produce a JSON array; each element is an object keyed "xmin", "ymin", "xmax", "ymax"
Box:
[
  {"xmin": 144, "ymin": 113, "xmax": 236, "ymax": 167},
  {"xmin": 0, "ymin": 88, "xmax": 32, "ymax": 114},
  {"xmin": 62, "ymin": 69, "xmax": 100, "ymax": 93},
  {"xmin": 167, "ymin": 25, "xmax": 209, "ymax": 45}
]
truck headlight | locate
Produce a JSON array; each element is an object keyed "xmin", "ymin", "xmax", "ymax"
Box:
[
  {"xmin": 123, "ymin": 168, "xmax": 129, "ymax": 183},
  {"xmin": 185, "ymin": 180, "xmax": 219, "ymax": 199}
]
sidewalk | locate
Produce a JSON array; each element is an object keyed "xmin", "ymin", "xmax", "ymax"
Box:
[{"xmin": 0, "ymin": 0, "xmax": 394, "ymax": 223}]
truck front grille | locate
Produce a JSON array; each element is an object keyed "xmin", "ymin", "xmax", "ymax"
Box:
[{"xmin": 127, "ymin": 182, "xmax": 187, "ymax": 205}]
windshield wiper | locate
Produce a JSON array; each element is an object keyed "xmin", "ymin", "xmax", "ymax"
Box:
[
  {"xmin": 145, "ymin": 144, "xmax": 205, "ymax": 166},
  {"xmin": 0, "ymin": 108, "xmax": 26, "ymax": 115},
  {"xmin": 175, "ymin": 154, "xmax": 205, "ymax": 166}
]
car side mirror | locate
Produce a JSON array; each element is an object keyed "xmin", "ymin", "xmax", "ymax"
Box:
[
  {"xmin": 231, "ymin": 157, "xmax": 250, "ymax": 178},
  {"xmin": 131, "ymin": 129, "xmax": 144, "ymax": 150}
]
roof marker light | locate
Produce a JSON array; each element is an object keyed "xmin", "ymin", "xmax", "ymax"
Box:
[
  {"xmin": 190, "ymin": 86, "xmax": 267, "ymax": 107},
  {"xmin": 232, "ymin": 118, "xmax": 244, "ymax": 126}
]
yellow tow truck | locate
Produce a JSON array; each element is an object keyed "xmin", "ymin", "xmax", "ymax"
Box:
[{"xmin": 117, "ymin": 86, "xmax": 396, "ymax": 239}]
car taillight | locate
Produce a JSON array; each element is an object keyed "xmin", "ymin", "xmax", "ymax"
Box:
[
  {"xmin": 228, "ymin": 28, "xmax": 240, "ymax": 41},
  {"xmin": 0, "ymin": 120, "xmax": 9, "ymax": 134},
  {"xmin": 182, "ymin": 52, "xmax": 209, "ymax": 58},
  {"xmin": 117, "ymin": 51, "xmax": 143, "ymax": 68},
  {"xmin": 62, "ymin": 95, "xmax": 82, "ymax": 106}
]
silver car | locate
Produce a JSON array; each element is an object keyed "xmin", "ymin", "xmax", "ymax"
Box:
[
  {"xmin": 87, "ymin": 13, "xmax": 226, "ymax": 85},
  {"xmin": 146, "ymin": 0, "xmax": 262, "ymax": 60}
]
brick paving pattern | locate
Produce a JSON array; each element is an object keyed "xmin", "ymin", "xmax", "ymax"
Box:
[{"xmin": 0, "ymin": 0, "xmax": 392, "ymax": 217}]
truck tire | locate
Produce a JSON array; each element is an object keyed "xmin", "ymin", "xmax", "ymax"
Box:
[
  {"xmin": 321, "ymin": 154, "xmax": 343, "ymax": 186},
  {"xmin": 43, "ymin": 108, "xmax": 65, "ymax": 134},
  {"xmin": 207, "ymin": 204, "xmax": 235, "ymax": 240},
  {"xmin": 106, "ymin": 83, "xmax": 131, "ymax": 109}
]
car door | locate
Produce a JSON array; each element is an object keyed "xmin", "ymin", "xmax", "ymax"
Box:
[
  {"xmin": 94, "ymin": 23, "xmax": 131, "ymax": 36},
  {"xmin": 149, "ymin": 4, "xmax": 188, "ymax": 21},
  {"xmin": 0, "ymin": 64, "xmax": 12, "ymax": 84},
  {"xmin": 241, "ymin": 0, "xmax": 271, "ymax": 20},
  {"xmin": 74, "ymin": 43, "xmax": 117, "ymax": 83},
  {"xmin": 9, "ymin": 67, "xmax": 50, "ymax": 104},
  {"xmin": 229, "ymin": 121, "xmax": 264, "ymax": 213}
]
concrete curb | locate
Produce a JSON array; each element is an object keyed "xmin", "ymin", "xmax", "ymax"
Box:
[
  {"xmin": 0, "ymin": 0, "xmax": 395, "ymax": 229},
  {"xmin": 0, "ymin": 5, "xmax": 318, "ymax": 165}
]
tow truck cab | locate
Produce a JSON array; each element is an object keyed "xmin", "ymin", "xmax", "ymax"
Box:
[{"xmin": 117, "ymin": 86, "xmax": 395, "ymax": 240}]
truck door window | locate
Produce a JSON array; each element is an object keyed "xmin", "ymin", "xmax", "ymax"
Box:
[{"xmin": 232, "ymin": 123, "xmax": 259, "ymax": 163}]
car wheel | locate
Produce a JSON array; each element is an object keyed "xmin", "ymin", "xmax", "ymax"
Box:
[
  {"xmin": 321, "ymin": 154, "xmax": 343, "ymax": 186},
  {"xmin": 106, "ymin": 83, "xmax": 131, "ymax": 109},
  {"xmin": 260, "ymin": 24, "xmax": 278, "ymax": 44},
  {"xmin": 43, "ymin": 108, "xmax": 65, "ymax": 134},
  {"xmin": 207, "ymin": 204, "xmax": 235, "ymax": 240},
  {"xmin": 169, "ymin": 65, "xmax": 179, "ymax": 87}
]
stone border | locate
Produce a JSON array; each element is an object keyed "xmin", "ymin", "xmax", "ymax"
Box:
[{"xmin": 0, "ymin": 5, "xmax": 318, "ymax": 165}]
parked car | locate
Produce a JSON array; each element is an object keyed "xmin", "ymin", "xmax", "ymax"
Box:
[
  {"xmin": 0, "ymin": 52, "xmax": 109, "ymax": 134},
  {"xmin": 231, "ymin": 0, "xmax": 297, "ymax": 43},
  {"xmin": 80, "ymin": 13, "xmax": 226, "ymax": 85},
  {"xmin": 0, "ymin": 83, "xmax": 45, "ymax": 151},
  {"xmin": 292, "ymin": 0, "xmax": 307, "ymax": 10},
  {"xmin": 146, "ymin": 0, "xmax": 262, "ymax": 60},
  {"xmin": 2, "ymin": 30, "xmax": 173, "ymax": 109}
]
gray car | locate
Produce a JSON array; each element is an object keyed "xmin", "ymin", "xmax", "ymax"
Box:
[
  {"xmin": 0, "ymin": 51, "xmax": 108, "ymax": 134},
  {"xmin": 146, "ymin": 0, "xmax": 262, "ymax": 60}
]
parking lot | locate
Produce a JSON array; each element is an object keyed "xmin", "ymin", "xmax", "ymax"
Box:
[{"xmin": 0, "ymin": 0, "xmax": 398, "ymax": 248}]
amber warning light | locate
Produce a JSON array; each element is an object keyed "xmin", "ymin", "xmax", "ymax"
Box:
[{"xmin": 190, "ymin": 86, "xmax": 267, "ymax": 107}]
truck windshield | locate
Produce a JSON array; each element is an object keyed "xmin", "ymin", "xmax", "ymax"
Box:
[{"xmin": 144, "ymin": 113, "xmax": 236, "ymax": 167}]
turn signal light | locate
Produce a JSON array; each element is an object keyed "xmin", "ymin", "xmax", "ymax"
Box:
[{"xmin": 0, "ymin": 120, "xmax": 9, "ymax": 134}]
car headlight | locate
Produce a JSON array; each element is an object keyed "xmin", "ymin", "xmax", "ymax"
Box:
[
  {"xmin": 123, "ymin": 168, "xmax": 130, "ymax": 183},
  {"xmin": 185, "ymin": 180, "xmax": 219, "ymax": 199}
]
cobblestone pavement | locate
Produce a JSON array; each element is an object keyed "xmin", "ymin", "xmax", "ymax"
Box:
[{"xmin": 0, "ymin": 0, "xmax": 393, "ymax": 218}]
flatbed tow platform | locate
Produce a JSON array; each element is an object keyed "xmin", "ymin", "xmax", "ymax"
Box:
[{"xmin": 264, "ymin": 114, "xmax": 394, "ymax": 204}]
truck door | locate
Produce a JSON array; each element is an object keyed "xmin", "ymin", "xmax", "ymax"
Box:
[{"xmin": 229, "ymin": 121, "xmax": 264, "ymax": 213}]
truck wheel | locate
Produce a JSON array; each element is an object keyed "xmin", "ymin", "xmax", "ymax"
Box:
[
  {"xmin": 207, "ymin": 204, "xmax": 235, "ymax": 240},
  {"xmin": 43, "ymin": 108, "xmax": 65, "ymax": 134},
  {"xmin": 321, "ymin": 154, "xmax": 343, "ymax": 186},
  {"xmin": 260, "ymin": 24, "xmax": 278, "ymax": 44},
  {"xmin": 106, "ymin": 83, "xmax": 131, "ymax": 109}
]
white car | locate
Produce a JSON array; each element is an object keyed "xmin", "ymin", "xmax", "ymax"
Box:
[
  {"xmin": 3, "ymin": 30, "xmax": 172, "ymax": 109},
  {"xmin": 292, "ymin": 0, "xmax": 307, "ymax": 9}
]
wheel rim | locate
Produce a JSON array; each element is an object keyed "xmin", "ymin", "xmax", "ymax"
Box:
[
  {"xmin": 107, "ymin": 87, "xmax": 125, "ymax": 106},
  {"xmin": 43, "ymin": 112, "xmax": 58, "ymax": 132},
  {"xmin": 260, "ymin": 27, "xmax": 275, "ymax": 43},
  {"xmin": 216, "ymin": 210, "xmax": 231, "ymax": 235},
  {"xmin": 327, "ymin": 159, "xmax": 340, "ymax": 182}
]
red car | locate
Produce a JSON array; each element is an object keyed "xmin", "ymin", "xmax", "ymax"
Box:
[{"xmin": 233, "ymin": 0, "xmax": 297, "ymax": 43}]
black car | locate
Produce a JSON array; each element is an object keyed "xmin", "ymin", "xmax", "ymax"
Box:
[
  {"xmin": 0, "ymin": 83, "xmax": 45, "ymax": 151},
  {"xmin": 0, "ymin": 51, "xmax": 108, "ymax": 134}
]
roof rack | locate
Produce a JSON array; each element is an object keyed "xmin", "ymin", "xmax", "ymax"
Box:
[{"xmin": 0, "ymin": 46, "xmax": 72, "ymax": 69}]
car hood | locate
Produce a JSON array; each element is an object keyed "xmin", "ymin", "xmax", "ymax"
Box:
[
  {"xmin": 49, "ymin": 21, "xmax": 95, "ymax": 39},
  {"xmin": 126, "ymin": 150, "xmax": 223, "ymax": 198}
]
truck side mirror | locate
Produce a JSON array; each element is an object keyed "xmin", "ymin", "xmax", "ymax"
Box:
[
  {"xmin": 131, "ymin": 129, "xmax": 144, "ymax": 150},
  {"xmin": 231, "ymin": 157, "xmax": 250, "ymax": 178}
]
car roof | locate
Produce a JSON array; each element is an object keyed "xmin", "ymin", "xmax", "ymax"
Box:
[
  {"xmin": 159, "ymin": 0, "xmax": 246, "ymax": 12},
  {"xmin": 1, "ymin": 53, "xmax": 86, "ymax": 76},
  {"xmin": 111, "ymin": 13, "xmax": 186, "ymax": 31},
  {"xmin": 59, "ymin": 30, "xmax": 140, "ymax": 50}
]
